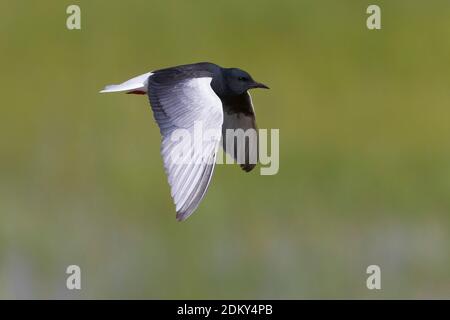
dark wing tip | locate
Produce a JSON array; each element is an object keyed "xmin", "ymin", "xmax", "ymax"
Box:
[
  {"xmin": 176, "ymin": 212, "xmax": 188, "ymax": 222},
  {"xmin": 176, "ymin": 208, "xmax": 195, "ymax": 222}
]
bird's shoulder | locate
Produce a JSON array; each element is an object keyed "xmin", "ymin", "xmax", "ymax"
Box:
[{"xmin": 150, "ymin": 62, "xmax": 221, "ymax": 84}]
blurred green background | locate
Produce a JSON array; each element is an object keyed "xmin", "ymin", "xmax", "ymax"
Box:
[{"xmin": 1, "ymin": 0, "xmax": 449, "ymax": 299}]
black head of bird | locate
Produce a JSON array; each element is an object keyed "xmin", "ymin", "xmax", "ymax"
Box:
[{"xmin": 222, "ymin": 68, "xmax": 269, "ymax": 95}]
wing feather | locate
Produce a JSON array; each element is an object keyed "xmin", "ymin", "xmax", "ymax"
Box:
[{"xmin": 147, "ymin": 71, "xmax": 223, "ymax": 220}]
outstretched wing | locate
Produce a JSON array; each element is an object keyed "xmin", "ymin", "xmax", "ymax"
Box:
[
  {"xmin": 221, "ymin": 92, "xmax": 258, "ymax": 172},
  {"xmin": 147, "ymin": 69, "xmax": 223, "ymax": 221}
]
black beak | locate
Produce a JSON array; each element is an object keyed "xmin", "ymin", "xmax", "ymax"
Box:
[{"xmin": 250, "ymin": 81, "xmax": 269, "ymax": 89}]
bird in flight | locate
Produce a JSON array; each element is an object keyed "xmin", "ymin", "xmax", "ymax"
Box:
[{"xmin": 100, "ymin": 62, "xmax": 269, "ymax": 221}]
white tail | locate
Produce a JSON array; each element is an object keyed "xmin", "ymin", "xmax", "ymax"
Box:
[{"xmin": 99, "ymin": 72, "xmax": 153, "ymax": 94}]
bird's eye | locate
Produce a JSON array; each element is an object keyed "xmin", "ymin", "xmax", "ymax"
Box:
[{"xmin": 238, "ymin": 76, "xmax": 247, "ymax": 81}]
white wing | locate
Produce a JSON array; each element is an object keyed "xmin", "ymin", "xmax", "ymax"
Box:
[
  {"xmin": 100, "ymin": 72, "xmax": 153, "ymax": 93},
  {"xmin": 148, "ymin": 72, "xmax": 223, "ymax": 220}
]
